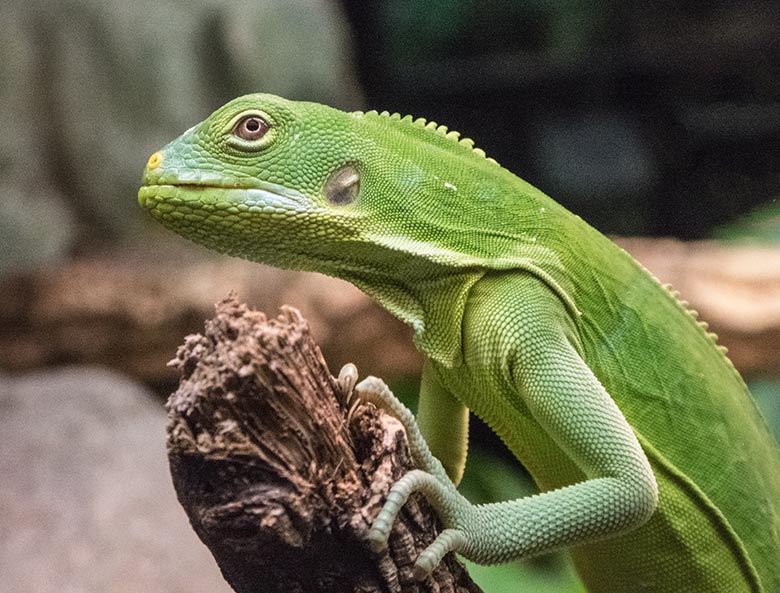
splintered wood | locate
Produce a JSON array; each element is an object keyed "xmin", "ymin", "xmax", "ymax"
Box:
[{"xmin": 165, "ymin": 296, "xmax": 482, "ymax": 593}]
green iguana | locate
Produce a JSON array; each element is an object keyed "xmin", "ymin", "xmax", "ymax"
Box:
[{"xmin": 138, "ymin": 94, "xmax": 780, "ymax": 592}]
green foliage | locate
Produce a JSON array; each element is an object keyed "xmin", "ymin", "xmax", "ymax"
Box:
[
  {"xmin": 463, "ymin": 557, "xmax": 586, "ymax": 593},
  {"xmin": 458, "ymin": 448, "xmax": 536, "ymax": 505},
  {"xmin": 715, "ymin": 199, "xmax": 780, "ymax": 244}
]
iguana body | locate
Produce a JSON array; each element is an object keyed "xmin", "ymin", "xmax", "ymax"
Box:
[{"xmin": 139, "ymin": 94, "xmax": 780, "ymax": 592}]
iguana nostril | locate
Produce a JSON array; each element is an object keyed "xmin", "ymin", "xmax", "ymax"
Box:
[{"xmin": 146, "ymin": 151, "xmax": 164, "ymax": 169}]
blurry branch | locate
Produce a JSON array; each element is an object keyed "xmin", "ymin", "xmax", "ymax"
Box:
[
  {"xmin": 0, "ymin": 238, "xmax": 778, "ymax": 382},
  {"xmin": 166, "ymin": 296, "xmax": 481, "ymax": 593},
  {"xmin": 0, "ymin": 243, "xmax": 420, "ymax": 386}
]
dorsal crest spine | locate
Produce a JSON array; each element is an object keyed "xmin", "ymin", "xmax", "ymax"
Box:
[
  {"xmin": 353, "ymin": 109, "xmax": 498, "ymax": 165},
  {"xmin": 659, "ymin": 281, "xmax": 735, "ymax": 366}
]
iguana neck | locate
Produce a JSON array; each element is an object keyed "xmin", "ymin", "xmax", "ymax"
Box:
[{"xmin": 349, "ymin": 267, "xmax": 484, "ymax": 368}]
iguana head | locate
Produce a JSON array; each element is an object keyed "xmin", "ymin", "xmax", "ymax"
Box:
[
  {"xmin": 140, "ymin": 94, "xmax": 363, "ymax": 273},
  {"xmin": 137, "ymin": 93, "xmax": 538, "ymax": 278}
]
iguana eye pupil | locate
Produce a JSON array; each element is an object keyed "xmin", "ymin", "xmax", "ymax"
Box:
[{"xmin": 234, "ymin": 116, "xmax": 269, "ymax": 141}]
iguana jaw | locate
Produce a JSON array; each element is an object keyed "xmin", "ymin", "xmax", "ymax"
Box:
[
  {"xmin": 138, "ymin": 182, "xmax": 309, "ymax": 213},
  {"xmin": 137, "ymin": 182, "xmax": 369, "ymax": 276}
]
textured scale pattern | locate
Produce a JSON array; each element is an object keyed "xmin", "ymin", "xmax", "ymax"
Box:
[{"xmin": 140, "ymin": 93, "xmax": 780, "ymax": 593}]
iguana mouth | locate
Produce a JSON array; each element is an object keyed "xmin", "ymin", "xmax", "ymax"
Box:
[
  {"xmin": 166, "ymin": 183, "xmax": 254, "ymax": 190},
  {"xmin": 137, "ymin": 183, "xmax": 310, "ymax": 211}
]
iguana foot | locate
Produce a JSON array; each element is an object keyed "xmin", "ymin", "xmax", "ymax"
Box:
[
  {"xmin": 354, "ymin": 375, "xmax": 475, "ymax": 580},
  {"xmin": 354, "ymin": 375, "xmax": 449, "ymax": 480},
  {"xmin": 367, "ymin": 466, "xmax": 473, "ymax": 579}
]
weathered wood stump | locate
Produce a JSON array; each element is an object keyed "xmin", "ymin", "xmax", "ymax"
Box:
[{"xmin": 165, "ymin": 296, "xmax": 482, "ymax": 593}]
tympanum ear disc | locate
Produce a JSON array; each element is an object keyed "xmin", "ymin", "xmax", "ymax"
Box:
[{"xmin": 324, "ymin": 164, "xmax": 360, "ymax": 205}]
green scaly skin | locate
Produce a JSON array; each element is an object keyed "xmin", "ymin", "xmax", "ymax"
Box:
[{"xmin": 139, "ymin": 94, "xmax": 780, "ymax": 592}]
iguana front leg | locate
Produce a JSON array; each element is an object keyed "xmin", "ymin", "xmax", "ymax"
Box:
[{"xmin": 351, "ymin": 324, "xmax": 659, "ymax": 580}]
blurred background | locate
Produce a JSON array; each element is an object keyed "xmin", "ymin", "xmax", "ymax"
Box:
[{"xmin": 1, "ymin": 1, "xmax": 778, "ymax": 592}]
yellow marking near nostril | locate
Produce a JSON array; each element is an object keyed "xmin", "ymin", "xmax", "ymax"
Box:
[{"xmin": 147, "ymin": 151, "xmax": 163, "ymax": 169}]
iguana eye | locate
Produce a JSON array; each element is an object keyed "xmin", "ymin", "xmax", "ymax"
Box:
[{"xmin": 233, "ymin": 115, "xmax": 269, "ymax": 142}]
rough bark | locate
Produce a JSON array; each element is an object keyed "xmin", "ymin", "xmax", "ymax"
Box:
[
  {"xmin": 0, "ymin": 239, "xmax": 778, "ymax": 382},
  {"xmin": 166, "ymin": 296, "xmax": 482, "ymax": 593}
]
